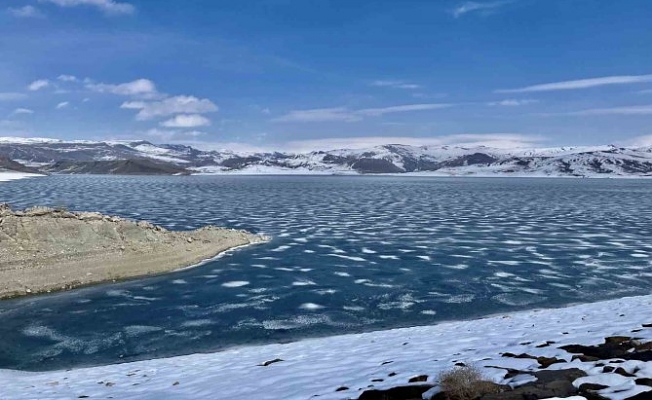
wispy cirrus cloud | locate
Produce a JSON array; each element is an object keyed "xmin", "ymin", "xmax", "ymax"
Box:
[
  {"xmin": 55, "ymin": 101, "xmax": 70, "ymax": 109},
  {"xmin": 452, "ymin": 1, "xmax": 511, "ymax": 18},
  {"xmin": 564, "ymin": 105, "xmax": 652, "ymax": 116},
  {"xmin": 487, "ymin": 99, "xmax": 538, "ymax": 106},
  {"xmin": 273, "ymin": 103, "xmax": 452, "ymax": 123},
  {"xmin": 371, "ymin": 80, "xmax": 421, "ymax": 90},
  {"xmin": 497, "ymin": 74, "xmax": 652, "ymax": 93},
  {"xmin": 0, "ymin": 93, "xmax": 28, "ymax": 101},
  {"xmin": 12, "ymin": 108, "xmax": 35, "ymax": 115},
  {"xmin": 38, "ymin": 0, "xmax": 134, "ymax": 15},
  {"xmin": 272, "ymin": 108, "xmax": 357, "ymax": 123},
  {"xmin": 7, "ymin": 5, "xmax": 43, "ymax": 18}
]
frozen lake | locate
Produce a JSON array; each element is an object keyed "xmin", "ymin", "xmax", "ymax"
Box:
[{"xmin": 0, "ymin": 175, "xmax": 651, "ymax": 371}]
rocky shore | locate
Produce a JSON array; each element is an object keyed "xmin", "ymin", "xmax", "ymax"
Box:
[{"xmin": 0, "ymin": 203, "xmax": 268, "ymax": 299}]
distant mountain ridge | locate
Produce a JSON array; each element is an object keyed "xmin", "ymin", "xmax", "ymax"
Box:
[{"xmin": 1, "ymin": 137, "xmax": 652, "ymax": 177}]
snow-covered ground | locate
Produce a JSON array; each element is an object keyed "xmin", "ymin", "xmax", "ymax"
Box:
[
  {"xmin": 2, "ymin": 295, "xmax": 652, "ymax": 400},
  {"xmin": 0, "ymin": 172, "xmax": 43, "ymax": 182}
]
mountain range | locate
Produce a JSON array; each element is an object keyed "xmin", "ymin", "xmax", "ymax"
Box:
[{"xmin": 1, "ymin": 137, "xmax": 651, "ymax": 177}]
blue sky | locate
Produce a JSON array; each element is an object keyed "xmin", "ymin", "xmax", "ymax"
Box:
[{"xmin": 2, "ymin": 0, "xmax": 652, "ymax": 151}]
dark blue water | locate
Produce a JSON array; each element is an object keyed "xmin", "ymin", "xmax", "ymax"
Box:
[{"xmin": 1, "ymin": 175, "xmax": 651, "ymax": 371}]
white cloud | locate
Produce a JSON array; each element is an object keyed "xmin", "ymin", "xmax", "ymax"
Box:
[
  {"xmin": 372, "ymin": 80, "xmax": 421, "ymax": 90},
  {"xmin": 39, "ymin": 0, "xmax": 134, "ymax": 15},
  {"xmin": 273, "ymin": 103, "xmax": 452, "ymax": 123},
  {"xmin": 565, "ymin": 105, "xmax": 652, "ymax": 116},
  {"xmin": 7, "ymin": 5, "xmax": 43, "ymax": 18},
  {"xmin": 487, "ymin": 99, "xmax": 538, "ymax": 106},
  {"xmin": 86, "ymin": 78, "xmax": 157, "ymax": 97},
  {"xmin": 452, "ymin": 1, "xmax": 510, "ymax": 18},
  {"xmin": 160, "ymin": 114, "xmax": 211, "ymax": 128},
  {"xmin": 57, "ymin": 74, "xmax": 78, "ymax": 82},
  {"xmin": 55, "ymin": 101, "xmax": 70, "ymax": 109},
  {"xmin": 283, "ymin": 133, "xmax": 544, "ymax": 152},
  {"xmin": 497, "ymin": 74, "xmax": 652, "ymax": 93},
  {"xmin": 121, "ymin": 96, "xmax": 219, "ymax": 120},
  {"xmin": 28, "ymin": 79, "xmax": 50, "ymax": 91},
  {"xmin": 12, "ymin": 108, "xmax": 34, "ymax": 115},
  {"xmin": 272, "ymin": 108, "xmax": 361, "ymax": 123},
  {"xmin": 0, "ymin": 93, "xmax": 28, "ymax": 101}
]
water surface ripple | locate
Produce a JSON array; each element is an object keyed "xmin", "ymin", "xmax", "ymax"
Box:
[{"xmin": 0, "ymin": 176, "xmax": 651, "ymax": 371}]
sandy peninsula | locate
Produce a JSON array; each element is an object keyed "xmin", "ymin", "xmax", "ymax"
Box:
[{"xmin": 0, "ymin": 203, "xmax": 268, "ymax": 299}]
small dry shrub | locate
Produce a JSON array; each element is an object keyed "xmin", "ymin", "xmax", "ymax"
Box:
[{"xmin": 438, "ymin": 365, "xmax": 502, "ymax": 400}]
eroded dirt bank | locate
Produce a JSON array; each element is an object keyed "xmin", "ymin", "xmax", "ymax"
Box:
[{"xmin": 0, "ymin": 203, "xmax": 268, "ymax": 299}]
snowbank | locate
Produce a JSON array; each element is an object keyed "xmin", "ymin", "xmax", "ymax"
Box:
[
  {"xmin": 1, "ymin": 295, "xmax": 652, "ymax": 399},
  {"xmin": 0, "ymin": 172, "xmax": 42, "ymax": 182}
]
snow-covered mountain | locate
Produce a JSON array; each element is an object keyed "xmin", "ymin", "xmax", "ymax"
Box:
[{"xmin": 1, "ymin": 137, "xmax": 652, "ymax": 177}]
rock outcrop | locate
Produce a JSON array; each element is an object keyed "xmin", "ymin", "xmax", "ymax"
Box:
[{"xmin": 0, "ymin": 204, "xmax": 267, "ymax": 299}]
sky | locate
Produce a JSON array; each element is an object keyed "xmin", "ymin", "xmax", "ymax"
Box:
[{"xmin": 1, "ymin": 0, "xmax": 652, "ymax": 152}]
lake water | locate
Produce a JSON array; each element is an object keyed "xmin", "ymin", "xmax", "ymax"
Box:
[{"xmin": 1, "ymin": 175, "xmax": 651, "ymax": 371}]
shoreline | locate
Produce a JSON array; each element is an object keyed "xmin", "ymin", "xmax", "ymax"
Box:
[
  {"xmin": 1, "ymin": 294, "xmax": 651, "ymax": 399},
  {"xmin": 0, "ymin": 237, "xmax": 270, "ymax": 301}
]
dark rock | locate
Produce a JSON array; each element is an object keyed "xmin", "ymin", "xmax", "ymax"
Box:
[
  {"xmin": 579, "ymin": 383, "xmax": 609, "ymax": 391},
  {"xmin": 408, "ymin": 375, "xmax": 428, "ymax": 383},
  {"xmin": 501, "ymin": 352, "xmax": 565, "ymax": 368},
  {"xmin": 623, "ymin": 391, "xmax": 652, "ymax": 400},
  {"xmin": 480, "ymin": 369, "xmax": 587, "ymax": 400},
  {"xmin": 259, "ymin": 358, "xmax": 284, "ymax": 367},
  {"xmin": 614, "ymin": 367, "xmax": 636, "ymax": 377},
  {"xmin": 358, "ymin": 384, "xmax": 434, "ymax": 400},
  {"xmin": 636, "ymin": 378, "xmax": 652, "ymax": 387},
  {"xmin": 335, "ymin": 386, "xmax": 349, "ymax": 392}
]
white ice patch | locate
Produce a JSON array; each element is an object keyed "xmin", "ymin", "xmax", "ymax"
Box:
[
  {"xmin": 328, "ymin": 254, "xmax": 367, "ymax": 262},
  {"xmin": 222, "ymin": 281, "xmax": 250, "ymax": 288},
  {"xmin": 299, "ymin": 303, "xmax": 325, "ymax": 311},
  {"xmin": 292, "ymin": 280, "xmax": 317, "ymax": 286}
]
